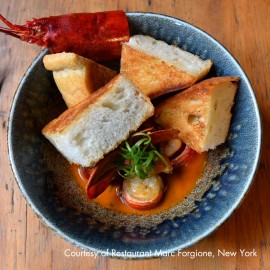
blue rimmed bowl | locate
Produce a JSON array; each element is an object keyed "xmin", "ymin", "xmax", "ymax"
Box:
[{"xmin": 8, "ymin": 12, "xmax": 261, "ymax": 259}]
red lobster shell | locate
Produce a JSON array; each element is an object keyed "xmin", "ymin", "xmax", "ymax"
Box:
[{"xmin": 0, "ymin": 10, "xmax": 130, "ymax": 62}]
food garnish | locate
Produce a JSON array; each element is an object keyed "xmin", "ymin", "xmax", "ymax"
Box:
[
  {"xmin": 79, "ymin": 128, "xmax": 196, "ymax": 207},
  {"xmin": 0, "ymin": 11, "xmax": 130, "ymax": 62},
  {"xmin": 117, "ymin": 131, "xmax": 170, "ymax": 179}
]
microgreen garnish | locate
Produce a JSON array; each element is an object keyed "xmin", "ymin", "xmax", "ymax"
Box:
[{"xmin": 117, "ymin": 131, "xmax": 169, "ymax": 179}]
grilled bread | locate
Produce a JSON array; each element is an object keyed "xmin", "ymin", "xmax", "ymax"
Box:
[
  {"xmin": 43, "ymin": 52, "xmax": 116, "ymax": 107},
  {"xmin": 120, "ymin": 35, "xmax": 213, "ymax": 99},
  {"xmin": 42, "ymin": 74, "xmax": 154, "ymax": 167},
  {"xmin": 154, "ymin": 76, "xmax": 239, "ymax": 152}
]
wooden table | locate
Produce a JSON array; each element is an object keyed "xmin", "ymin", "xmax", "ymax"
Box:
[{"xmin": 1, "ymin": 0, "xmax": 269, "ymax": 269}]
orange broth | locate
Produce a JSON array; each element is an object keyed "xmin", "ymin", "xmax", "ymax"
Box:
[{"xmin": 71, "ymin": 152, "xmax": 207, "ymax": 215}]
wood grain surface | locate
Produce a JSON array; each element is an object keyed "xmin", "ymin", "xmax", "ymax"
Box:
[{"xmin": 1, "ymin": 0, "xmax": 269, "ymax": 269}]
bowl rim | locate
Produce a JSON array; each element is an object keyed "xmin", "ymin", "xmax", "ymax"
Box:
[{"xmin": 7, "ymin": 12, "xmax": 262, "ymax": 259}]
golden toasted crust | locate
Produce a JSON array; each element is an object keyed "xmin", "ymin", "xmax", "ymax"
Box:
[
  {"xmin": 121, "ymin": 44, "xmax": 196, "ymax": 99},
  {"xmin": 43, "ymin": 53, "xmax": 88, "ymax": 70},
  {"xmin": 154, "ymin": 76, "xmax": 239, "ymax": 152},
  {"xmin": 43, "ymin": 53, "xmax": 116, "ymax": 107},
  {"xmin": 42, "ymin": 75, "xmax": 122, "ymax": 134}
]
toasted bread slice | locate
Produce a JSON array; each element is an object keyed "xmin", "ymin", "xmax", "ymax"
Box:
[
  {"xmin": 43, "ymin": 52, "xmax": 116, "ymax": 107},
  {"xmin": 120, "ymin": 35, "xmax": 213, "ymax": 99},
  {"xmin": 42, "ymin": 74, "xmax": 154, "ymax": 167},
  {"xmin": 154, "ymin": 76, "xmax": 239, "ymax": 152}
]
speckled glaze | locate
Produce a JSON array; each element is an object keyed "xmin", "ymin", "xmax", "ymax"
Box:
[{"xmin": 8, "ymin": 13, "xmax": 261, "ymax": 259}]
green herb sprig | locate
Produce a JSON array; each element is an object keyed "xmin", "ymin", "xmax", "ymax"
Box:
[{"xmin": 117, "ymin": 132, "xmax": 168, "ymax": 179}]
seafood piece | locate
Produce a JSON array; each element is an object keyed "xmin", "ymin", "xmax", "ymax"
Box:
[
  {"xmin": 118, "ymin": 129, "xmax": 178, "ymax": 179},
  {"xmin": 161, "ymin": 138, "xmax": 182, "ymax": 157},
  {"xmin": 122, "ymin": 175, "xmax": 164, "ymax": 210},
  {"xmin": 0, "ymin": 11, "xmax": 130, "ymax": 62},
  {"xmin": 87, "ymin": 169, "xmax": 117, "ymax": 200},
  {"xmin": 153, "ymin": 154, "xmax": 173, "ymax": 174},
  {"xmin": 82, "ymin": 150, "xmax": 119, "ymax": 200},
  {"xmin": 79, "ymin": 130, "xmax": 196, "ymax": 201},
  {"xmin": 148, "ymin": 129, "xmax": 180, "ymax": 144},
  {"xmin": 171, "ymin": 145, "xmax": 196, "ymax": 167}
]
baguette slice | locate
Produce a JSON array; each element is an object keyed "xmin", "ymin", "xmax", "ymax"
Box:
[
  {"xmin": 154, "ymin": 76, "xmax": 239, "ymax": 152},
  {"xmin": 43, "ymin": 52, "xmax": 116, "ymax": 107},
  {"xmin": 120, "ymin": 35, "xmax": 213, "ymax": 99},
  {"xmin": 42, "ymin": 74, "xmax": 154, "ymax": 167}
]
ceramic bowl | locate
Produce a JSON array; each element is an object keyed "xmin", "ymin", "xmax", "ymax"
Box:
[{"xmin": 8, "ymin": 12, "xmax": 261, "ymax": 259}]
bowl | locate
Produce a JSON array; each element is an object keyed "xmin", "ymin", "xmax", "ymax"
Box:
[{"xmin": 8, "ymin": 12, "xmax": 261, "ymax": 259}]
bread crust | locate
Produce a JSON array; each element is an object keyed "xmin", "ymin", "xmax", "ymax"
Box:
[
  {"xmin": 120, "ymin": 36, "xmax": 213, "ymax": 99},
  {"xmin": 42, "ymin": 74, "xmax": 154, "ymax": 134},
  {"xmin": 43, "ymin": 52, "xmax": 116, "ymax": 107},
  {"xmin": 154, "ymin": 76, "xmax": 239, "ymax": 152},
  {"xmin": 121, "ymin": 44, "xmax": 197, "ymax": 99},
  {"xmin": 42, "ymin": 74, "xmax": 154, "ymax": 166},
  {"xmin": 43, "ymin": 52, "xmax": 89, "ymax": 70},
  {"xmin": 42, "ymin": 75, "xmax": 122, "ymax": 134}
]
